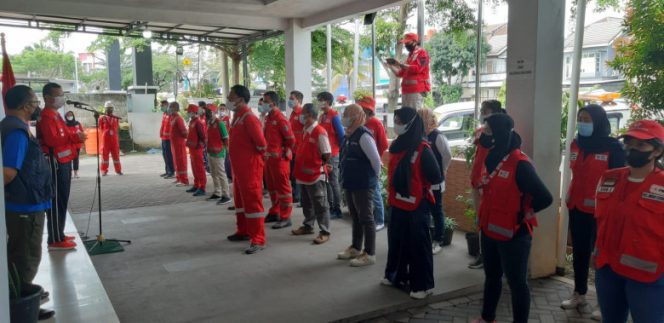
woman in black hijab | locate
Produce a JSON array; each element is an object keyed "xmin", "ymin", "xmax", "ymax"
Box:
[
  {"xmin": 65, "ymin": 111, "xmax": 84, "ymax": 178},
  {"xmin": 560, "ymin": 104, "xmax": 624, "ymax": 319},
  {"xmin": 473, "ymin": 114, "xmax": 553, "ymax": 323},
  {"xmin": 382, "ymin": 107, "xmax": 442, "ymax": 300}
]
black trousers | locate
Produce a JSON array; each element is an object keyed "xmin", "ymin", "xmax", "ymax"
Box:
[
  {"xmin": 71, "ymin": 148, "xmax": 81, "ymax": 171},
  {"xmin": 569, "ymin": 208, "xmax": 597, "ymax": 295},
  {"xmin": 429, "ymin": 188, "xmax": 445, "ymax": 242},
  {"xmin": 481, "ymin": 229, "xmax": 532, "ymax": 323},
  {"xmin": 290, "ymin": 157, "xmax": 301, "ymax": 202},
  {"xmin": 47, "ymin": 159, "xmax": 72, "ymax": 244},
  {"xmin": 384, "ymin": 202, "xmax": 434, "ymax": 293},
  {"xmin": 162, "ymin": 139, "xmax": 174, "ymax": 175}
]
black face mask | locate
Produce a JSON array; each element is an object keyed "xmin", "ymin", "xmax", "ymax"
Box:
[
  {"xmin": 30, "ymin": 106, "xmax": 42, "ymax": 121},
  {"xmin": 626, "ymin": 148, "xmax": 653, "ymax": 168},
  {"xmin": 205, "ymin": 110, "xmax": 213, "ymax": 120},
  {"xmin": 405, "ymin": 43, "xmax": 416, "ymax": 52},
  {"xmin": 479, "ymin": 133, "xmax": 494, "ymax": 149}
]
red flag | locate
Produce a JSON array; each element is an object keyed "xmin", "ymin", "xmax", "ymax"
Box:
[{"xmin": 2, "ymin": 32, "xmax": 16, "ymax": 110}]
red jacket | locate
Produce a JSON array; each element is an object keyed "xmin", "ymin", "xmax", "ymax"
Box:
[
  {"xmin": 169, "ymin": 114, "xmax": 187, "ymax": 143},
  {"xmin": 36, "ymin": 108, "xmax": 80, "ymax": 163},
  {"xmin": 295, "ymin": 124, "xmax": 328, "ymax": 183},
  {"xmin": 478, "ymin": 149, "xmax": 537, "ymax": 241},
  {"xmin": 264, "ymin": 109, "xmax": 295, "ymax": 159},
  {"xmin": 186, "ymin": 117, "xmax": 206, "ymax": 150},
  {"xmin": 319, "ymin": 109, "xmax": 341, "ymax": 157},
  {"xmin": 471, "ymin": 128, "xmax": 489, "ymax": 189},
  {"xmin": 364, "ymin": 117, "xmax": 388, "ymax": 157},
  {"xmin": 594, "ymin": 167, "xmax": 664, "ymax": 283},
  {"xmin": 387, "ymin": 141, "xmax": 433, "ymax": 211},
  {"xmin": 207, "ymin": 118, "xmax": 227, "ymax": 154},
  {"xmin": 289, "ymin": 106, "xmax": 304, "ymax": 152},
  {"xmin": 67, "ymin": 123, "xmax": 84, "ymax": 150},
  {"xmin": 566, "ymin": 140, "xmax": 610, "ymax": 213},
  {"xmin": 160, "ymin": 113, "xmax": 171, "ymax": 140},
  {"xmin": 228, "ymin": 105, "xmax": 267, "ymax": 174},
  {"xmin": 397, "ymin": 47, "xmax": 431, "ymax": 94}
]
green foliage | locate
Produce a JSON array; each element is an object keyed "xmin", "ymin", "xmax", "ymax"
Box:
[
  {"xmin": 249, "ymin": 36, "xmax": 286, "ymax": 93},
  {"xmin": 455, "ymin": 191, "xmax": 477, "ymax": 232},
  {"xmin": 497, "ymin": 82, "xmax": 506, "ymax": 107},
  {"xmin": 444, "ymin": 216, "xmax": 458, "ymax": 230},
  {"xmin": 609, "ymin": 1, "xmax": 664, "ymax": 120},
  {"xmin": 439, "ymin": 83, "xmax": 463, "ymax": 104},
  {"xmin": 11, "ymin": 45, "xmax": 76, "ymax": 79},
  {"xmin": 427, "ymin": 30, "xmax": 490, "ymax": 85},
  {"xmin": 353, "ymin": 88, "xmax": 372, "ymax": 101},
  {"xmin": 424, "ymin": 93, "xmax": 436, "ymax": 108},
  {"xmin": 423, "ymin": 0, "xmax": 476, "ymax": 32},
  {"xmin": 152, "ymin": 51, "xmax": 178, "ymax": 92}
]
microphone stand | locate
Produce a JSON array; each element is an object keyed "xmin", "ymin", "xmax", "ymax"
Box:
[{"xmin": 71, "ymin": 103, "xmax": 131, "ymax": 255}]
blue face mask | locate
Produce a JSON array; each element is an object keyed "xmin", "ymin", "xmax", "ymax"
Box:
[
  {"xmin": 288, "ymin": 99, "xmax": 296, "ymax": 109},
  {"xmin": 259, "ymin": 103, "xmax": 271, "ymax": 113},
  {"xmin": 577, "ymin": 122, "xmax": 594, "ymax": 137}
]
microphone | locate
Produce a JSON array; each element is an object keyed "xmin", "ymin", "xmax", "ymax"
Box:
[{"xmin": 66, "ymin": 100, "xmax": 90, "ymax": 106}]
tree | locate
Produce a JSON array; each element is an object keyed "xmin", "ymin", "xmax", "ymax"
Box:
[
  {"xmin": 11, "ymin": 45, "xmax": 75, "ymax": 79},
  {"xmin": 427, "ymin": 30, "xmax": 490, "ymax": 86},
  {"xmin": 248, "ymin": 36, "xmax": 286, "ymax": 93},
  {"xmin": 609, "ymin": 1, "xmax": 664, "ymax": 120}
]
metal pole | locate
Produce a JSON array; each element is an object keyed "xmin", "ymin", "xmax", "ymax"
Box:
[
  {"xmin": 352, "ymin": 18, "xmax": 360, "ymax": 97},
  {"xmin": 474, "ymin": 0, "xmax": 483, "ymax": 121},
  {"xmin": 557, "ymin": 0, "xmax": 587, "ymax": 271},
  {"xmin": 174, "ymin": 51, "xmax": 178, "ymax": 99},
  {"xmin": 417, "ymin": 0, "xmax": 425, "ymax": 43},
  {"xmin": 371, "ymin": 21, "xmax": 376, "ymax": 99},
  {"xmin": 73, "ymin": 54, "xmax": 79, "ymax": 93},
  {"xmin": 326, "ymin": 24, "xmax": 332, "ymax": 93}
]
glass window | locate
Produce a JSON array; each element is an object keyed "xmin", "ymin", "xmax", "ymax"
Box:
[
  {"xmin": 439, "ymin": 112, "xmax": 474, "ymax": 141},
  {"xmin": 580, "ymin": 52, "xmax": 596, "ymax": 78}
]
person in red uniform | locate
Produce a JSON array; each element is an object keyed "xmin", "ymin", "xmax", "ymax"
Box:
[
  {"xmin": 593, "ymin": 120, "xmax": 664, "ymax": 323},
  {"xmin": 99, "ymin": 101, "xmax": 122, "ymax": 176},
  {"xmin": 159, "ymin": 100, "xmax": 175, "ymax": 179},
  {"xmin": 169, "ymin": 102, "xmax": 189, "ymax": 186},
  {"xmin": 65, "ymin": 111, "xmax": 84, "ymax": 179},
  {"xmin": 185, "ymin": 104, "xmax": 207, "ymax": 196},
  {"xmin": 261, "ymin": 91, "xmax": 296, "ymax": 229},
  {"xmin": 561, "ymin": 104, "xmax": 625, "ymax": 321},
  {"xmin": 386, "ymin": 32, "xmax": 430, "ymax": 110},
  {"xmin": 36, "ymin": 82, "xmax": 85, "ymax": 250},
  {"xmin": 288, "ymin": 90, "xmax": 305, "ymax": 204},
  {"xmin": 357, "ymin": 95, "xmax": 389, "ymax": 231},
  {"xmin": 316, "ymin": 91, "xmax": 345, "ymax": 219},
  {"xmin": 225, "ymin": 85, "xmax": 268, "ymax": 255}
]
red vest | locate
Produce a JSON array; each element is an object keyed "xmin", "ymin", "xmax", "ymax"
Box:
[
  {"xmin": 289, "ymin": 107, "xmax": 304, "ymax": 151},
  {"xmin": 387, "ymin": 141, "xmax": 433, "ymax": 211},
  {"xmin": 398, "ymin": 47, "xmax": 431, "ymax": 94},
  {"xmin": 264, "ymin": 109, "xmax": 291, "ymax": 158},
  {"xmin": 478, "ymin": 149, "xmax": 537, "ymax": 241},
  {"xmin": 319, "ymin": 109, "xmax": 340, "ymax": 157},
  {"xmin": 594, "ymin": 168, "xmax": 664, "ymax": 283},
  {"xmin": 470, "ymin": 129, "xmax": 489, "ymax": 189},
  {"xmin": 566, "ymin": 140, "xmax": 610, "ymax": 213},
  {"xmin": 160, "ymin": 113, "xmax": 171, "ymax": 140},
  {"xmin": 207, "ymin": 118, "xmax": 225, "ymax": 154},
  {"xmin": 186, "ymin": 117, "xmax": 205, "ymax": 149},
  {"xmin": 295, "ymin": 124, "xmax": 328, "ymax": 183}
]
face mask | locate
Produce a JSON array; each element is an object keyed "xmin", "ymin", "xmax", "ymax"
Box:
[
  {"xmin": 161, "ymin": 106, "xmax": 168, "ymax": 112},
  {"xmin": 626, "ymin": 148, "xmax": 653, "ymax": 168},
  {"xmin": 479, "ymin": 133, "xmax": 494, "ymax": 149},
  {"xmin": 205, "ymin": 110, "xmax": 213, "ymax": 120},
  {"xmin": 53, "ymin": 96, "xmax": 66, "ymax": 109},
  {"xmin": 66, "ymin": 116, "xmax": 73, "ymax": 121},
  {"xmin": 219, "ymin": 111, "xmax": 227, "ymax": 117},
  {"xmin": 405, "ymin": 43, "xmax": 416, "ymax": 52},
  {"xmin": 298, "ymin": 114, "xmax": 307, "ymax": 125},
  {"xmin": 30, "ymin": 107, "xmax": 42, "ymax": 121},
  {"xmin": 288, "ymin": 99, "xmax": 296, "ymax": 109},
  {"xmin": 259, "ymin": 103, "xmax": 271, "ymax": 113},
  {"xmin": 480, "ymin": 114, "xmax": 489, "ymax": 124},
  {"xmin": 577, "ymin": 122, "xmax": 594, "ymax": 137},
  {"xmin": 226, "ymin": 100, "xmax": 237, "ymax": 111},
  {"xmin": 188, "ymin": 112, "xmax": 196, "ymax": 119},
  {"xmin": 317, "ymin": 101, "xmax": 328, "ymax": 110},
  {"xmin": 341, "ymin": 117, "xmax": 353, "ymax": 128}
]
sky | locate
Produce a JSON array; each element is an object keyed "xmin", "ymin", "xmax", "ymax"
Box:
[{"xmin": 0, "ymin": 0, "xmax": 625, "ymax": 56}]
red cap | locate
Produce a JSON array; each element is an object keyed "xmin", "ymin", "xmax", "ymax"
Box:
[
  {"xmin": 187, "ymin": 104, "xmax": 199, "ymax": 113},
  {"xmin": 357, "ymin": 96, "xmax": 376, "ymax": 112},
  {"xmin": 400, "ymin": 32, "xmax": 419, "ymax": 44},
  {"xmin": 621, "ymin": 120, "xmax": 664, "ymax": 142},
  {"xmin": 206, "ymin": 103, "xmax": 218, "ymax": 113}
]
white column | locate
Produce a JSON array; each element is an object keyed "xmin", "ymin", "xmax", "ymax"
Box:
[
  {"xmin": 505, "ymin": 0, "xmax": 565, "ymax": 278},
  {"xmin": 285, "ymin": 18, "xmax": 312, "ymax": 103},
  {"xmin": 0, "ymin": 131, "xmax": 8, "ymax": 322}
]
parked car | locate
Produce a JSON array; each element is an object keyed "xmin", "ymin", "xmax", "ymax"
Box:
[{"xmin": 434, "ymin": 101, "xmax": 476, "ymax": 148}]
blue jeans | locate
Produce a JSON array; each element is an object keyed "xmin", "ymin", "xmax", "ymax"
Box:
[
  {"xmin": 372, "ymin": 180, "xmax": 384, "ymax": 226},
  {"xmin": 596, "ymin": 266, "xmax": 664, "ymax": 323},
  {"xmin": 162, "ymin": 139, "xmax": 174, "ymax": 175}
]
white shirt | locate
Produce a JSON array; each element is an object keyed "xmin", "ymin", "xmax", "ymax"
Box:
[
  {"xmin": 433, "ymin": 132, "xmax": 452, "ymax": 191},
  {"xmin": 358, "ymin": 132, "xmax": 382, "ymax": 177}
]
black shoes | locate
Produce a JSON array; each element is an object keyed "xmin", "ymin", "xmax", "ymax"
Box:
[
  {"xmin": 186, "ymin": 187, "xmax": 197, "ymax": 193},
  {"xmin": 207, "ymin": 194, "xmax": 221, "ymax": 200},
  {"xmin": 227, "ymin": 233, "xmax": 250, "ymax": 242},
  {"xmin": 264, "ymin": 214, "xmax": 279, "ymax": 223},
  {"xmin": 217, "ymin": 196, "xmax": 232, "ymax": 205}
]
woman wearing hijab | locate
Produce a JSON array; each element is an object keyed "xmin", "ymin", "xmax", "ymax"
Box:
[
  {"xmin": 382, "ymin": 107, "xmax": 442, "ymax": 299},
  {"xmin": 472, "ymin": 114, "xmax": 553, "ymax": 323},
  {"xmin": 65, "ymin": 111, "xmax": 84, "ymax": 178},
  {"xmin": 418, "ymin": 108, "xmax": 452, "ymax": 255},
  {"xmin": 561, "ymin": 104, "xmax": 625, "ymax": 320}
]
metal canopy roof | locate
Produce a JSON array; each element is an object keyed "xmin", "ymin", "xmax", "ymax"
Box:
[{"xmin": 0, "ymin": 11, "xmax": 281, "ymax": 47}]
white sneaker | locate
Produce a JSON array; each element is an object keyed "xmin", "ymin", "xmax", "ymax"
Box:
[
  {"xmin": 337, "ymin": 246, "xmax": 362, "ymax": 260},
  {"xmin": 380, "ymin": 278, "xmax": 393, "ymax": 286},
  {"xmin": 410, "ymin": 289, "xmax": 433, "ymax": 299},
  {"xmin": 591, "ymin": 309, "xmax": 601, "ymax": 321},
  {"xmin": 432, "ymin": 242, "xmax": 442, "ymax": 255},
  {"xmin": 561, "ymin": 292, "xmax": 587, "ymax": 309},
  {"xmin": 375, "ymin": 224, "xmax": 385, "ymax": 231},
  {"xmin": 350, "ymin": 252, "xmax": 376, "ymax": 267}
]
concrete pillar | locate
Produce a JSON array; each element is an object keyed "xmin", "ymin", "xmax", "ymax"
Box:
[
  {"xmin": 132, "ymin": 42, "xmax": 154, "ymax": 93},
  {"xmin": 221, "ymin": 51, "xmax": 230, "ymax": 96},
  {"xmin": 285, "ymin": 19, "xmax": 312, "ymax": 103},
  {"xmin": 107, "ymin": 39, "xmax": 122, "ymax": 91},
  {"xmin": 505, "ymin": 0, "xmax": 564, "ymax": 278}
]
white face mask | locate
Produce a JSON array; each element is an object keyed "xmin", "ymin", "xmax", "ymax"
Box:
[
  {"xmin": 53, "ymin": 96, "xmax": 66, "ymax": 109},
  {"xmin": 341, "ymin": 116, "xmax": 353, "ymax": 128},
  {"xmin": 226, "ymin": 100, "xmax": 238, "ymax": 111},
  {"xmin": 66, "ymin": 116, "xmax": 74, "ymax": 121},
  {"xmin": 394, "ymin": 124, "xmax": 408, "ymax": 135}
]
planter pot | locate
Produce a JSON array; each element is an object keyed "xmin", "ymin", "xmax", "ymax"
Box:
[
  {"xmin": 442, "ymin": 228, "xmax": 455, "ymax": 246},
  {"xmin": 465, "ymin": 232, "xmax": 481, "ymax": 257},
  {"xmin": 10, "ymin": 283, "xmax": 42, "ymax": 323}
]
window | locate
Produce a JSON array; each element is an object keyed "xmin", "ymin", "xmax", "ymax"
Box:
[
  {"xmin": 580, "ymin": 52, "xmax": 597, "ymax": 78},
  {"xmin": 438, "ymin": 112, "xmax": 474, "ymax": 142}
]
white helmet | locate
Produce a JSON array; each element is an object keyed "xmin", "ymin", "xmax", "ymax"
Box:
[{"xmin": 104, "ymin": 101, "xmax": 114, "ymax": 108}]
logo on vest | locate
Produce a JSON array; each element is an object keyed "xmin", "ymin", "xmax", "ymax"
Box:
[
  {"xmin": 602, "ymin": 178, "xmax": 617, "ymax": 187},
  {"xmin": 570, "ymin": 152, "xmax": 578, "ymax": 161},
  {"xmin": 597, "ymin": 186, "xmax": 615, "ymax": 193},
  {"xmin": 595, "ymin": 154, "xmax": 608, "ymax": 161},
  {"xmin": 649, "ymin": 184, "xmax": 664, "ymax": 195},
  {"xmin": 498, "ymin": 170, "xmax": 510, "ymax": 178},
  {"xmin": 642, "ymin": 192, "xmax": 664, "ymax": 202}
]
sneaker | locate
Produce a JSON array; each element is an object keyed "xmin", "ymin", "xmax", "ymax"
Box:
[
  {"xmin": 116, "ymin": 172, "xmax": 123, "ymax": 176},
  {"xmin": 561, "ymin": 292, "xmax": 587, "ymax": 309},
  {"xmin": 468, "ymin": 256, "xmax": 484, "ymax": 269},
  {"xmin": 313, "ymin": 233, "xmax": 330, "ymax": 244},
  {"xmin": 591, "ymin": 309, "xmax": 601, "ymax": 321},
  {"xmin": 164, "ymin": 174, "xmax": 175, "ymax": 179},
  {"xmin": 291, "ymin": 226, "xmax": 314, "ymax": 236},
  {"xmin": 264, "ymin": 214, "xmax": 279, "ymax": 223},
  {"xmin": 375, "ymin": 224, "xmax": 385, "ymax": 231},
  {"xmin": 272, "ymin": 219, "xmax": 292, "ymax": 229},
  {"xmin": 330, "ymin": 208, "xmax": 342, "ymax": 219},
  {"xmin": 102, "ymin": 172, "xmax": 108, "ymax": 176},
  {"xmin": 172, "ymin": 180, "xmax": 180, "ymax": 184},
  {"xmin": 432, "ymin": 242, "xmax": 442, "ymax": 255},
  {"xmin": 193, "ymin": 189, "xmax": 206, "ymax": 197},
  {"xmin": 350, "ymin": 252, "xmax": 376, "ymax": 267},
  {"xmin": 160, "ymin": 173, "xmax": 168, "ymax": 177},
  {"xmin": 380, "ymin": 278, "xmax": 393, "ymax": 286},
  {"xmin": 207, "ymin": 194, "xmax": 221, "ymax": 200},
  {"xmin": 176, "ymin": 183, "xmax": 189, "ymax": 187},
  {"xmin": 409, "ymin": 289, "xmax": 433, "ymax": 299},
  {"xmin": 227, "ymin": 233, "xmax": 250, "ymax": 242},
  {"xmin": 337, "ymin": 246, "xmax": 362, "ymax": 260},
  {"xmin": 48, "ymin": 241, "xmax": 76, "ymax": 250},
  {"xmin": 244, "ymin": 244, "xmax": 265, "ymax": 254},
  {"xmin": 217, "ymin": 196, "xmax": 232, "ymax": 205},
  {"xmin": 64, "ymin": 235, "xmax": 76, "ymax": 242},
  {"xmin": 186, "ymin": 187, "xmax": 198, "ymax": 193}
]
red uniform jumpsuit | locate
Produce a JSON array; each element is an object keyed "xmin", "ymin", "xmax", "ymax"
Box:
[
  {"xmin": 264, "ymin": 108, "xmax": 295, "ymax": 220},
  {"xmin": 230, "ymin": 104, "xmax": 268, "ymax": 245},
  {"xmin": 187, "ymin": 112, "xmax": 207, "ymax": 191},
  {"xmin": 99, "ymin": 114, "xmax": 122, "ymax": 173},
  {"xmin": 364, "ymin": 117, "xmax": 388, "ymax": 157},
  {"xmin": 396, "ymin": 47, "xmax": 431, "ymax": 95},
  {"xmin": 170, "ymin": 113, "xmax": 189, "ymax": 185}
]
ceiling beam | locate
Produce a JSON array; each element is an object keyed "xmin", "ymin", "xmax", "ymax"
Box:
[{"xmin": 301, "ymin": 0, "xmax": 404, "ymax": 29}]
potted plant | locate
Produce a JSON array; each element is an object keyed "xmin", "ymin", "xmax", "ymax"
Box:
[
  {"xmin": 9, "ymin": 263, "xmax": 42, "ymax": 323},
  {"xmin": 456, "ymin": 192, "xmax": 481, "ymax": 257},
  {"xmin": 441, "ymin": 217, "xmax": 457, "ymax": 246}
]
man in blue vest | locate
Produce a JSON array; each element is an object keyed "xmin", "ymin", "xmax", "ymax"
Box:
[{"xmin": 2, "ymin": 85, "xmax": 56, "ymax": 320}]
